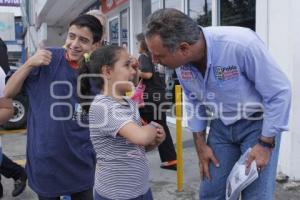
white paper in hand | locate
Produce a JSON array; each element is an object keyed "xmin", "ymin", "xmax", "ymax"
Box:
[{"xmin": 226, "ymin": 148, "xmax": 259, "ymax": 200}]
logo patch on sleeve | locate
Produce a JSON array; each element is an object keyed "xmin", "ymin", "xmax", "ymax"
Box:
[
  {"xmin": 180, "ymin": 70, "xmax": 193, "ymax": 80},
  {"xmin": 214, "ymin": 65, "xmax": 240, "ymax": 81}
]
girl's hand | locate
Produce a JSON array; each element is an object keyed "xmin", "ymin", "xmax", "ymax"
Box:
[
  {"xmin": 129, "ymin": 56, "xmax": 140, "ymax": 85},
  {"xmin": 130, "ymin": 56, "xmax": 139, "ymax": 71},
  {"xmin": 150, "ymin": 122, "xmax": 166, "ymax": 145},
  {"xmin": 155, "ymin": 128, "xmax": 166, "ymax": 144}
]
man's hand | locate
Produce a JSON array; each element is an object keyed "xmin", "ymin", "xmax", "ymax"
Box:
[
  {"xmin": 27, "ymin": 48, "xmax": 52, "ymax": 68},
  {"xmin": 193, "ymin": 132, "xmax": 219, "ymax": 180},
  {"xmin": 198, "ymin": 144, "xmax": 220, "ymax": 180},
  {"xmin": 245, "ymin": 144, "xmax": 271, "ymax": 171}
]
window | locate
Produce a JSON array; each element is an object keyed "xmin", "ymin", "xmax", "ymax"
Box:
[
  {"xmin": 151, "ymin": 0, "xmax": 160, "ymax": 12},
  {"xmin": 142, "ymin": 0, "xmax": 151, "ymax": 26},
  {"xmin": 164, "ymin": 0, "xmax": 181, "ymax": 10},
  {"xmin": 188, "ymin": 0, "xmax": 212, "ymax": 26},
  {"xmin": 220, "ymin": 0, "xmax": 255, "ymax": 30},
  {"xmin": 142, "ymin": 0, "xmax": 160, "ymax": 26},
  {"xmin": 120, "ymin": 9, "xmax": 129, "ymax": 50},
  {"xmin": 15, "ymin": 17, "xmax": 23, "ymax": 40},
  {"xmin": 109, "ymin": 18, "xmax": 119, "ymax": 45}
]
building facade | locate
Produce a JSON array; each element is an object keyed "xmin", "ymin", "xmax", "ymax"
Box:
[
  {"xmin": 22, "ymin": 0, "xmax": 300, "ymax": 181},
  {"xmin": 21, "ymin": 0, "xmax": 100, "ymax": 55},
  {"xmin": 0, "ymin": 0, "xmax": 24, "ymax": 67}
]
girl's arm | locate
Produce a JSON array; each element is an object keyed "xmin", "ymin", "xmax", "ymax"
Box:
[
  {"xmin": 139, "ymin": 70, "xmax": 152, "ymax": 79},
  {"xmin": 118, "ymin": 122, "xmax": 157, "ymax": 146}
]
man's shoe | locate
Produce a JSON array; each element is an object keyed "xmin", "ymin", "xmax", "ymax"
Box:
[
  {"xmin": 160, "ymin": 160, "xmax": 177, "ymax": 171},
  {"xmin": 12, "ymin": 173, "xmax": 27, "ymax": 197}
]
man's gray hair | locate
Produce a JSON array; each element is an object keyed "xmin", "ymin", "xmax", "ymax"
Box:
[{"xmin": 145, "ymin": 8, "xmax": 200, "ymax": 52}]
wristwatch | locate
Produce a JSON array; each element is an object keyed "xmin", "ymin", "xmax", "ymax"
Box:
[{"xmin": 257, "ymin": 137, "xmax": 275, "ymax": 149}]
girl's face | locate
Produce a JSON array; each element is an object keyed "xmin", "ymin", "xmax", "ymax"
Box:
[{"xmin": 110, "ymin": 50, "xmax": 136, "ymax": 96}]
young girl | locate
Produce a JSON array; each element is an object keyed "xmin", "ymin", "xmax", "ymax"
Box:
[
  {"xmin": 136, "ymin": 33, "xmax": 177, "ymax": 170},
  {"xmin": 79, "ymin": 45, "xmax": 166, "ymax": 200}
]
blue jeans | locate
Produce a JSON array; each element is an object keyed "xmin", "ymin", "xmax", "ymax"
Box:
[
  {"xmin": 199, "ymin": 116, "xmax": 281, "ymax": 200},
  {"xmin": 94, "ymin": 189, "xmax": 153, "ymax": 200}
]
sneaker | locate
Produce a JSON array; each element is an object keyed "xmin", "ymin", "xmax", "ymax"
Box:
[
  {"xmin": 12, "ymin": 173, "xmax": 27, "ymax": 197},
  {"xmin": 160, "ymin": 160, "xmax": 177, "ymax": 171}
]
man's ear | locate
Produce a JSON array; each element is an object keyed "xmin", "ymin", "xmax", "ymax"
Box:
[{"xmin": 178, "ymin": 42, "xmax": 190, "ymax": 56}]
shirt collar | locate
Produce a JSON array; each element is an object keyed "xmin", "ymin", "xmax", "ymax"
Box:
[
  {"xmin": 182, "ymin": 26, "xmax": 212, "ymax": 71},
  {"xmin": 64, "ymin": 51, "xmax": 78, "ymax": 69},
  {"xmin": 201, "ymin": 26, "xmax": 212, "ymax": 69}
]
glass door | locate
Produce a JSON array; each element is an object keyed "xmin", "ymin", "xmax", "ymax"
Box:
[{"xmin": 120, "ymin": 8, "xmax": 129, "ymax": 50}]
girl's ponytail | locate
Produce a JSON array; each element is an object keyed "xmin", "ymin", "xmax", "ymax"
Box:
[
  {"xmin": 78, "ymin": 45, "xmax": 125, "ymax": 112},
  {"xmin": 78, "ymin": 58, "xmax": 93, "ymax": 113}
]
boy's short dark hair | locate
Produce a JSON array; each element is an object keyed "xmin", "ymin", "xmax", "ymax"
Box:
[{"xmin": 69, "ymin": 14, "xmax": 103, "ymax": 44}]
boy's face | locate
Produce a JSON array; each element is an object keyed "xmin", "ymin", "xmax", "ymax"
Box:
[{"xmin": 65, "ymin": 25, "xmax": 98, "ymax": 62}]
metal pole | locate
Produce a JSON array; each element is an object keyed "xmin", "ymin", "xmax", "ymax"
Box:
[{"xmin": 175, "ymin": 85, "xmax": 183, "ymax": 192}]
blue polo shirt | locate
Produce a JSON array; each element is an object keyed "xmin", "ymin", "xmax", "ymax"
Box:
[
  {"xmin": 176, "ymin": 26, "xmax": 291, "ymax": 137},
  {"xmin": 24, "ymin": 48, "xmax": 96, "ymax": 197}
]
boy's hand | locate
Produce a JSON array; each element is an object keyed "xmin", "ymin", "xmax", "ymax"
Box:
[{"xmin": 27, "ymin": 42, "xmax": 52, "ymax": 67}]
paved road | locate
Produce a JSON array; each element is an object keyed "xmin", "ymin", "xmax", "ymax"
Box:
[{"xmin": 1, "ymin": 125, "xmax": 300, "ymax": 200}]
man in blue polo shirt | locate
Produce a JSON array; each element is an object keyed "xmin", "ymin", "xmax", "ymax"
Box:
[
  {"xmin": 4, "ymin": 15, "xmax": 103, "ymax": 200},
  {"xmin": 144, "ymin": 8, "xmax": 291, "ymax": 200}
]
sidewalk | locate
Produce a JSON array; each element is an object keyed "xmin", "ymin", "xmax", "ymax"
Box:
[
  {"xmin": 150, "ymin": 124, "xmax": 300, "ymax": 200},
  {"xmin": 1, "ymin": 126, "xmax": 300, "ymax": 200}
]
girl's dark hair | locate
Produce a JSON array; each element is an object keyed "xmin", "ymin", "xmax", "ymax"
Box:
[
  {"xmin": 78, "ymin": 45, "xmax": 124, "ymax": 112},
  {"xmin": 69, "ymin": 14, "xmax": 103, "ymax": 44},
  {"xmin": 136, "ymin": 33, "xmax": 149, "ymax": 52}
]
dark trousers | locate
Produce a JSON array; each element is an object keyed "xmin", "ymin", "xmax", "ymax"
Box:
[
  {"xmin": 0, "ymin": 154, "xmax": 24, "ymax": 181},
  {"xmin": 38, "ymin": 188, "xmax": 93, "ymax": 200},
  {"xmin": 94, "ymin": 189, "xmax": 153, "ymax": 200},
  {"xmin": 139, "ymin": 107, "xmax": 176, "ymax": 162}
]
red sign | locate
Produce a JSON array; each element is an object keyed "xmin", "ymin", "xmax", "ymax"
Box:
[{"xmin": 101, "ymin": 0, "xmax": 128, "ymax": 14}]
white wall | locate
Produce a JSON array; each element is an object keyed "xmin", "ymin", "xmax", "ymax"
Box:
[
  {"xmin": 0, "ymin": 6, "xmax": 21, "ymax": 16},
  {"xmin": 256, "ymin": 0, "xmax": 300, "ymax": 180},
  {"xmin": 44, "ymin": 25, "xmax": 65, "ymax": 47},
  {"xmin": 0, "ymin": 12, "xmax": 15, "ymax": 40},
  {"xmin": 287, "ymin": 0, "xmax": 300, "ymax": 180}
]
